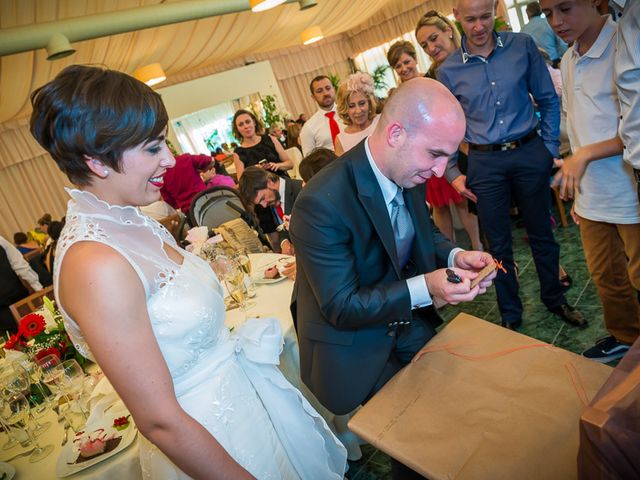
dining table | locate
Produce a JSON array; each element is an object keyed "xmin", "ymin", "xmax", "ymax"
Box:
[{"xmin": 0, "ymin": 252, "xmax": 334, "ymax": 479}]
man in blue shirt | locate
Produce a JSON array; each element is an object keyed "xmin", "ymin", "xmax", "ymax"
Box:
[
  {"xmin": 521, "ymin": 1, "xmax": 568, "ymax": 67},
  {"xmin": 438, "ymin": 0, "xmax": 585, "ymax": 330}
]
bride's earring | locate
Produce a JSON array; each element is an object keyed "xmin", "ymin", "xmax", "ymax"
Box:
[{"xmin": 103, "ymin": 170, "xmax": 109, "ymax": 177}]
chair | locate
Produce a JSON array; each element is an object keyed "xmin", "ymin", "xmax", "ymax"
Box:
[
  {"xmin": 9, "ymin": 285, "xmax": 54, "ymax": 324},
  {"xmin": 189, "ymin": 186, "xmax": 250, "ymax": 230},
  {"xmin": 158, "ymin": 212, "xmax": 187, "ymax": 242},
  {"xmin": 285, "ymin": 147, "xmax": 303, "ymax": 180}
]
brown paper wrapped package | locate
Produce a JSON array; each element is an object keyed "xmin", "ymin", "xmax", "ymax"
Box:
[{"xmin": 349, "ymin": 313, "xmax": 612, "ymax": 480}]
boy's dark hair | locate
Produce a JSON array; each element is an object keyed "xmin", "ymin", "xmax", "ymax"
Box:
[
  {"xmin": 299, "ymin": 147, "xmax": 338, "ymax": 183},
  {"xmin": 13, "ymin": 232, "xmax": 28, "ymax": 245}
]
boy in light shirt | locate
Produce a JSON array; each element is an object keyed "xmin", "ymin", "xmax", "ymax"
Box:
[{"xmin": 542, "ymin": 0, "xmax": 640, "ymax": 362}]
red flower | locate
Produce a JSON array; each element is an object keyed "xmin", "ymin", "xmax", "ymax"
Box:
[
  {"xmin": 35, "ymin": 347, "xmax": 61, "ymax": 361},
  {"xmin": 4, "ymin": 333, "xmax": 22, "ymax": 350},
  {"xmin": 19, "ymin": 313, "xmax": 46, "ymax": 338}
]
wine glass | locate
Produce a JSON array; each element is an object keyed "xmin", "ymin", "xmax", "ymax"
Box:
[
  {"xmin": 0, "ymin": 369, "xmax": 51, "ymax": 436},
  {"xmin": 53, "ymin": 359, "xmax": 89, "ymax": 419},
  {"xmin": 0, "ymin": 393, "xmax": 54, "ymax": 462},
  {"xmin": 13, "ymin": 359, "xmax": 55, "ymax": 412}
]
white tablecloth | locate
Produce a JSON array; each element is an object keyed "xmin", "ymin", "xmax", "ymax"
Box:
[{"xmin": 2, "ymin": 253, "xmax": 328, "ymax": 479}]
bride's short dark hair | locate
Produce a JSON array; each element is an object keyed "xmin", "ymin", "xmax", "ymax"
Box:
[{"xmin": 30, "ymin": 65, "xmax": 168, "ymax": 186}]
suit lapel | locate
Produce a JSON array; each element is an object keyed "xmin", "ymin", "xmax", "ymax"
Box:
[{"xmin": 351, "ymin": 143, "xmax": 401, "ymax": 278}]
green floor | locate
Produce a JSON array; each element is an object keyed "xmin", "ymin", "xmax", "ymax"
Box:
[{"xmin": 346, "ymin": 206, "xmax": 611, "ymax": 480}]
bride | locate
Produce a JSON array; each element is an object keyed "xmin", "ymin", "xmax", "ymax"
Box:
[{"xmin": 30, "ymin": 65, "xmax": 347, "ymax": 479}]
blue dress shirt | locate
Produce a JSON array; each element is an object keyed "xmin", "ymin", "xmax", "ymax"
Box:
[
  {"xmin": 438, "ymin": 32, "xmax": 561, "ymax": 181},
  {"xmin": 521, "ymin": 15, "xmax": 568, "ymax": 61}
]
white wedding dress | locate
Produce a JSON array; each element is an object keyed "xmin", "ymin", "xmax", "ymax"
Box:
[{"xmin": 54, "ymin": 189, "xmax": 347, "ymax": 479}]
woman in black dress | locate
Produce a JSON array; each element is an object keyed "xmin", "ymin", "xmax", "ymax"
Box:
[{"xmin": 231, "ymin": 109, "xmax": 293, "ymax": 179}]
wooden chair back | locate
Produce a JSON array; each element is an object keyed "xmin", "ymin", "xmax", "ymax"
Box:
[
  {"xmin": 9, "ymin": 285, "xmax": 54, "ymax": 325},
  {"xmin": 158, "ymin": 212, "xmax": 186, "ymax": 242}
]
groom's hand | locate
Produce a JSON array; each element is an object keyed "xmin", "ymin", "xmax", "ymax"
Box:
[
  {"xmin": 425, "ymin": 268, "xmax": 479, "ymax": 305},
  {"xmin": 453, "ymin": 251, "xmax": 496, "ymax": 293}
]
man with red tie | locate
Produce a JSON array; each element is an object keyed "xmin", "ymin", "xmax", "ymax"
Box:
[{"xmin": 299, "ymin": 75, "xmax": 346, "ymax": 156}]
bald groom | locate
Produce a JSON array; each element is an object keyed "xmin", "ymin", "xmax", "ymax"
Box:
[{"xmin": 290, "ymin": 78, "xmax": 496, "ymax": 478}]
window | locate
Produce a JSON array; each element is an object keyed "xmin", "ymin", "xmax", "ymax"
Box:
[{"xmin": 505, "ymin": 0, "xmax": 532, "ymax": 32}]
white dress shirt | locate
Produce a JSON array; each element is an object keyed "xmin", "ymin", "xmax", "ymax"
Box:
[
  {"xmin": 561, "ymin": 16, "xmax": 640, "ymax": 224},
  {"xmin": 299, "ymin": 105, "xmax": 345, "ymax": 156},
  {"xmin": 0, "ymin": 235, "xmax": 43, "ymax": 292},
  {"xmin": 364, "ymin": 139, "xmax": 462, "ymax": 309},
  {"xmin": 614, "ymin": 0, "xmax": 640, "ymax": 169}
]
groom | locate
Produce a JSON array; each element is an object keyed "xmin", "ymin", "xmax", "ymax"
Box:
[{"xmin": 290, "ymin": 78, "xmax": 496, "ymax": 478}]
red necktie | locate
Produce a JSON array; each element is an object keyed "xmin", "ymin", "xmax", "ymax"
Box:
[
  {"xmin": 325, "ymin": 111, "xmax": 340, "ymax": 147},
  {"xmin": 275, "ymin": 202, "xmax": 284, "ymax": 222}
]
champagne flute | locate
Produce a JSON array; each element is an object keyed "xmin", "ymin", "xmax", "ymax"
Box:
[
  {"xmin": 0, "ymin": 393, "xmax": 54, "ymax": 462},
  {"xmin": 53, "ymin": 360, "xmax": 89, "ymax": 419}
]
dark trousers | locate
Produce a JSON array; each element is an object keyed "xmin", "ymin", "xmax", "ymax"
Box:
[{"xmin": 467, "ymin": 136, "xmax": 565, "ymax": 324}]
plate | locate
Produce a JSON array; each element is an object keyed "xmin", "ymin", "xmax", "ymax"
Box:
[
  {"xmin": 0, "ymin": 462, "xmax": 15, "ymax": 480},
  {"xmin": 56, "ymin": 411, "xmax": 138, "ymax": 477},
  {"xmin": 253, "ymin": 274, "xmax": 288, "ymax": 285}
]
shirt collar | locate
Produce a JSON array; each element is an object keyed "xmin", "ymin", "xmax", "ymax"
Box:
[
  {"xmin": 609, "ymin": 0, "xmax": 625, "ymax": 15},
  {"xmin": 570, "ymin": 15, "xmax": 616, "ymax": 61},
  {"xmin": 460, "ymin": 31, "xmax": 504, "ymax": 64},
  {"xmin": 277, "ymin": 177, "xmax": 286, "ymax": 209},
  {"xmin": 364, "ymin": 138, "xmax": 400, "ymax": 207},
  {"xmin": 316, "ymin": 103, "xmax": 337, "ymax": 116}
]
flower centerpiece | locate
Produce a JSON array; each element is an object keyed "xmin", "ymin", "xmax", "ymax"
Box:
[{"xmin": 3, "ymin": 296, "xmax": 86, "ymax": 368}]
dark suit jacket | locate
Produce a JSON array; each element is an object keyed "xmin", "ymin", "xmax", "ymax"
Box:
[
  {"xmin": 256, "ymin": 177, "xmax": 303, "ymax": 237},
  {"xmin": 289, "ymin": 141, "xmax": 456, "ymax": 415}
]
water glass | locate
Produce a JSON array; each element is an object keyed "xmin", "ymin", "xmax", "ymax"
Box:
[{"xmin": 0, "ymin": 393, "xmax": 54, "ymax": 462}]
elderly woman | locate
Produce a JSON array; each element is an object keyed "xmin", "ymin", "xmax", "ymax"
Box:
[
  {"xmin": 334, "ymin": 72, "xmax": 380, "ymax": 156},
  {"xmin": 386, "ymin": 40, "xmax": 421, "ymax": 84},
  {"xmin": 231, "ymin": 109, "xmax": 293, "ymax": 178},
  {"xmin": 413, "ymin": 10, "xmax": 483, "ymax": 251}
]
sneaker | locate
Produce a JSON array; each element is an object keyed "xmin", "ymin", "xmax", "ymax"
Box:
[{"xmin": 582, "ymin": 336, "xmax": 630, "ymax": 363}]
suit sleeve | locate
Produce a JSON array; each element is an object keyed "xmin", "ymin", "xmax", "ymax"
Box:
[{"xmin": 290, "ymin": 190, "xmax": 412, "ymax": 330}]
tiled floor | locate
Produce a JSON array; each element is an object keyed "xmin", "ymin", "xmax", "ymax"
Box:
[{"xmin": 346, "ymin": 203, "xmax": 613, "ymax": 480}]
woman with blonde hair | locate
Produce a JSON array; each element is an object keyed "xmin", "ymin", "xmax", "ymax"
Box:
[
  {"xmin": 414, "ymin": 10, "xmax": 483, "ymax": 251},
  {"xmin": 334, "ymin": 72, "xmax": 380, "ymax": 156}
]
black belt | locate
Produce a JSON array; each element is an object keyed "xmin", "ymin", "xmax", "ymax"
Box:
[{"xmin": 469, "ymin": 129, "xmax": 538, "ymax": 152}]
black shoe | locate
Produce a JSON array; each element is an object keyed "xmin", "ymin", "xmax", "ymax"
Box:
[
  {"xmin": 583, "ymin": 336, "xmax": 630, "ymax": 363},
  {"xmin": 549, "ymin": 303, "xmax": 588, "ymax": 328},
  {"xmin": 501, "ymin": 320, "xmax": 522, "ymax": 331}
]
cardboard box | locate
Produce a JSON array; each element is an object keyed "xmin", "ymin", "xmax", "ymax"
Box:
[{"xmin": 349, "ymin": 313, "xmax": 612, "ymax": 480}]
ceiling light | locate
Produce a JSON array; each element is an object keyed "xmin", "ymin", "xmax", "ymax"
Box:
[
  {"xmin": 249, "ymin": 0, "xmax": 286, "ymax": 12},
  {"xmin": 301, "ymin": 25, "xmax": 323, "ymax": 45},
  {"xmin": 46, "ymin": 33, "xmax": 76, "ymax": 61},
  {"xmin": 133, "ymin": 63, "xmax": 167, "ymax": 87},
  {"xmin": 298, "ymin": 0, "xmax": 318, "ymax": 9}
]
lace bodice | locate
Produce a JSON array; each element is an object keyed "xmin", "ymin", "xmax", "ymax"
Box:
[{"xmin": 54, "ymin": 189, "xmax": 226, "ymax": 379}]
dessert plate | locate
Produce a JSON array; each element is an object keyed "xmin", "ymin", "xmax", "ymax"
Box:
[{"xmin": 56, "ymin": 411, "xmax": 137, "ymax": 477}]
